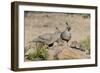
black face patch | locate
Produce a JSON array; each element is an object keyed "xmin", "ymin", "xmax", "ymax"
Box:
[{"xmin": 48, "ymin": 43, "xmax": 54, "ymax": 47}]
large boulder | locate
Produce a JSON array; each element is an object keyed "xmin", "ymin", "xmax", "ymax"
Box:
[
  {"xmin": 48, "ymin": 45, "xmax": 89, "ymax": 60},
  {"xmin": 57, "ymin": 47, "xmax": 89, "ymax": 59}
]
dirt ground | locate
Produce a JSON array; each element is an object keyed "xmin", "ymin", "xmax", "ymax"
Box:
[
  {"xmin": 24, "ymin": 11, "xmax": 90, "ymax": 61},
  {"xmin": 24, "ymin": 12, "xmax": 90, "ymax": 45}
]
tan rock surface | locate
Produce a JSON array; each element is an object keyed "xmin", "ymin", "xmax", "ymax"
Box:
[{"xmin": 47, "ymin": 45, "xmax": 89, "ymax": 60}]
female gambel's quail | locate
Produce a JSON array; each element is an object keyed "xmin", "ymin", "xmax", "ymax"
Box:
[
  {"xmin": 30, "ymin": 27, "xmax": 61, "ymax": 47},
  {"xmin": 61, "ymin": 22, "xmax": 71, "ymax": 46}
]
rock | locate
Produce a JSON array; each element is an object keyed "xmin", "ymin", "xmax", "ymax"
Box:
[
  {"xmin": 48, "ymin": 45, "xmax": 89, "ymax": 60},
  {"xmin": 70, "ymin": 41, "xmax": 78, "ymax": 48},
  {"xmin": 57, "ymin": 47, "xmax": 89, "ymax": 59},
  {"xmin": 25, "ymin": 42, "xmax": 89, "ymax": 61},
  {"xmin": 24, "ymin": 42, "xmax": 36, "ymax": 54},
  {"xmin": 25, "ymin": 48, "xmax": 36, "ymax": 56},
  {"xmin": 70, "ymin": 41, "xmax": 86, "ymax": 52},
  {"xmin": 47, "ymin": 45, "xmax": 64, "ymax": 60}
]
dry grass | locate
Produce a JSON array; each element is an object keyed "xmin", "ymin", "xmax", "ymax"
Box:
[{"xmin": 26, "ymin": 42, "xmax": 49, "ymax": 61}]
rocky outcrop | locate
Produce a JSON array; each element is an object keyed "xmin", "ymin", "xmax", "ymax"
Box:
[{"xmin": 47, "ymin": 45, "xmax": 89, "ymax": 60}]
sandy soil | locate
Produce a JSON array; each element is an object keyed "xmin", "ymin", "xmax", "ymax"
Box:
[
  {"xmin": 24, "ymin": 11, "xmax": 90, "ymax": 61},
  {"xmin": 24, "ymin": 12, "xmax": 90, "ymax": 45}
]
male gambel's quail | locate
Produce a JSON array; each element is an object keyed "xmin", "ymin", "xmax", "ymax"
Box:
[{"xmin": 61, "ymin": 22, "xmax": 71, "ymax": 46}]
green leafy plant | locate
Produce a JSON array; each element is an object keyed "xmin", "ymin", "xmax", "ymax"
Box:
[
  {"xmin": 27, "ymin": 42, "xmax": 49, "ymax": 61},
  {"xmin": 80, "ymin": 36, "xmax": 90, "ymax": 54}
]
